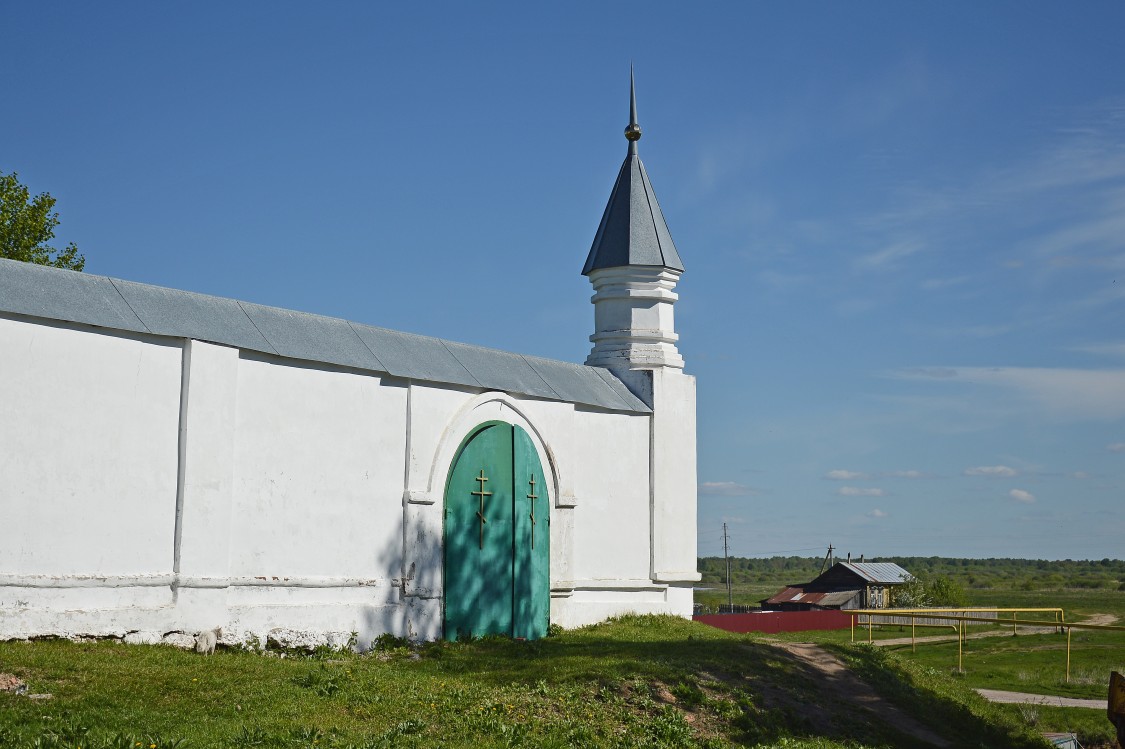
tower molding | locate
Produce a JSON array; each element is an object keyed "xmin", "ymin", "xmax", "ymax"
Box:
[{"xmin": 585, "ymin": 266, "xmax": 684, "ymax": 371}]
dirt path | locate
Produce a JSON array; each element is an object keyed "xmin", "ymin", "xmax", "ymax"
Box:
[
  {"xmin": 873, "ymin": 630, "xmax": 1013, "ymax": 647},
  {"xmin": 771, "ymin": 642, "xmax": 953, "ymax": 748},
  {"xmin": 1083, "ymin": 613, "xmax": 1117, "ymax": 626},
  {"xmin": 975, "ymin": 688, "xmax": 1105, "ymax": 710}
]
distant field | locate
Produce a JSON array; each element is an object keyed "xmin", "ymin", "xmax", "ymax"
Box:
[
  {"xmin": 969, "ymin": 587, "xmax": 1125, "ymax": 619},
  {"xmin": 695, "ymin": 556, "xmax": 1125, "ymax": 611}
]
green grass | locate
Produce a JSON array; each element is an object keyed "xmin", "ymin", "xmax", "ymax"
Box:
[
  {"xmin": 836, "ymin": 589, "xmax": 1125, "ymax": 703},
  {"xmin": 750, "ymin": 587, "xmax": 1125, "ymax": 747},
  {"xmin": 994, "ymin": 703, "xmax": 1118, "ymax": 749},
  {"xmin": 696, "ymin": 583, "xmax": 780, "ymax": 610},
  {"xmin": 880, "ymin": 629, "xmax": 1125, "ymax": 700},
  {"xmin": 968, "ymin": 588, "xmax": 1125, "ymax": 620},
  {"xmin": 750, "ymin": 624, "xmax": 1121, "ymax": 747},
  {"xmin": 825, "ymin": 644, "xmax": 1048, "ymax": 749},
  {"xmin": 0, "ymin": 616, "xmax": 1049, "ymax": 749}
]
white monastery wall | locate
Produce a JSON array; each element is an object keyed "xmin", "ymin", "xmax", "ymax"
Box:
[
  {"xmin": 569, "ymin": 406, "xmax": 651, "ymax": 584},
  {"xmin": 551, "ymin": 405, "xmax": 680, "ymax": 628},
  {"xmin": 229, "ymin": 352, "xmax": 407, "ymax": 580},
  {"xmin": 0, "ymin": 312, "xmax": 689, "ymax": 645},
  {"xmin": 0, "ymin": 317, "xmax": 181, "ymax": 578},
  {"xmin": 650, "ymin": 368, "xmax": 698, "ymax": 582}
]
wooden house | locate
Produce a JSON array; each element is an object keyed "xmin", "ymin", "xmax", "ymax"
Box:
[{"xmin": 760, "ymin": 561, "xmax": 912, "ymax": 611}]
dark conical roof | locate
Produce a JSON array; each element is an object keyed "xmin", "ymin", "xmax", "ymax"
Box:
[{"xmin": 582, "ymin": 71, "xmax": 684, "ymax": 276}]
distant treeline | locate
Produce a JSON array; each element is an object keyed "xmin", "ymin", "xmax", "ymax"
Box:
[{"xmin": 698, "ymin": 555, "xmax": 1125, "ymax": 591}]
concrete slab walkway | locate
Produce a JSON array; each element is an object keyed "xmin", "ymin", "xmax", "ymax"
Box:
[{"xmin": 976, "ymin": 688, "xmax": 1104, "ymax": 710}]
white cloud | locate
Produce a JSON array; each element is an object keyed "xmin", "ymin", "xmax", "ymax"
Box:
[
  {"xmin": 867, "ymin": 508, "xmax": 888, "ymax": 518},
  {"xmin": 835, "ymin": 297, "xmax": 880, "ymax": 316},
  {"xmin": 1026, "ymin": 196, "xmax": 1125, "ymax": 267},
  {"xmin": 964, "ymin": 465, "xmax": 1018, "ymax": 477},
  {"xmin": 838, "ymin": 486, "xmax": 886, "ymax": 497},
  {"xmin": 1108, "ymin": 443, "xmax": 1125, "ymax": 453},
  {"xmin": 883, "ymin": 470, "xmax": 926, "ymax": 479},
  {"xmin": 920, "ymin": 275, "xmax": 972, "ymax": 290},
  {"xmin": 756, "ymin": 270, "xmax": 809, "ymax": 290},
  {"xmin": 1072, "ymin": 471, "xmax": 1089, "ymax": 479},
  {"xmin": 854, "ymin": 240, "xmax": 923, "ymax": 271},
  {"xmin": 825, "ymin": 469, "xmax": 867, "ymax": 480},
  {"xmin": 1009, "ymin": 489, "xmax": 1036, "ymax": 503},
  {"xmin": 1072, "ymin": 342, "xmax": 1125, "ymax": 359},
  {"xmin": 900, "ymin": 367, "xmax": 958, "ymax": 379},
  {"xmin": 881, "ymin": 104, "xmax": 1125, "ymax": 228},
  {"xmin": 699, "ymin": 481, "xmax": 757, "ymax": 497},
  {"xmin": 911, "ymin": 324, "xmax": 1016, "ymax": 340},
  {"xmin": 894, "ymin": 367, "xmax": 1125, "ymax": 422}
]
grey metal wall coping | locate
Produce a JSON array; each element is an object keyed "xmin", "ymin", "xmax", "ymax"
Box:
[{"xmin": 0, "ymin": 258, "xmax": 650, "ymax": 414}]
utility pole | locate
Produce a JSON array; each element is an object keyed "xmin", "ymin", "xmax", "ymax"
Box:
[
  {"xmin": 723, "ymin": 522, "xmax": 732, "ymax": 611},
  {"xmin": 819, "ymin": 543, "xmax": 835, "ymax": 574}
]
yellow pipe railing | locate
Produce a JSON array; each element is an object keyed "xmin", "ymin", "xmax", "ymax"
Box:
[{"xmin": 846, "ymin": 608, "xmax": 1125, "ymax": 682}]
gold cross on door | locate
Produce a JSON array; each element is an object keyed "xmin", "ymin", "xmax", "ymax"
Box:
[
  {"xmin": 525, "ymin": 473, "xmax": 538, "ymax": 548},
  {"xmin": 471, "ymin": 469, "xmax": 491, "ymax": 549}
]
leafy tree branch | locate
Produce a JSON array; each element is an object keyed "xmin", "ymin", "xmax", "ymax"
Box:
[{"xmin": 1, "ymin": 170, "xmax": 85, "ymax": 271}]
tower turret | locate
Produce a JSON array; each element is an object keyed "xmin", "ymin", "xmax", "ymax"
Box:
[
  {"xmin": 584, "ymin": 68, "xmax": 685, "ymax": 372},
  {"xmin": 583, "ymin": 70, "xmax": 699, "ymax": 592}
]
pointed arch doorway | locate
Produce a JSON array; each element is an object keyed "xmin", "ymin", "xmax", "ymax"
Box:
[{"xmin": 443, "ymin": 421, "xmax": 550, "ymax": 640}]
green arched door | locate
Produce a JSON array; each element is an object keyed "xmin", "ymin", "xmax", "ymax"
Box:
[{"xmin": 443, "ymin": 422, "xmax": 550, "ymax": 640}]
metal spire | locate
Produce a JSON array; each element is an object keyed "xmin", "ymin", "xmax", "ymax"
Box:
[
  {"xmin": 624, "ymin": 66, "xmax": 642, "ymax": 154},
  {"xmin": 581, "ymin": 66, "xmax": 683, "ymax": 276}
]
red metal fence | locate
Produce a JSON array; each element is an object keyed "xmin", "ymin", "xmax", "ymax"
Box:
[{"xmin": 693, "ymin": 610, "xmax": 851, "ymax": 634}]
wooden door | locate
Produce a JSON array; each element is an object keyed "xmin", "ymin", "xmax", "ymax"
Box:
[{"xmin": 443, "ymin": 422, "xmax": 549, "ymax": 640}]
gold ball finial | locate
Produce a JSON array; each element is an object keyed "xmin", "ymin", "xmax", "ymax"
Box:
[{"xmin": 625, "ymin": 123, "xmax": 642, "ymax": 142}]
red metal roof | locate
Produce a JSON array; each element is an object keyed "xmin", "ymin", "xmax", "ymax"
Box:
[{"xmin": 763, "ymin": 586, "xmax": 861, "ymax": 606}]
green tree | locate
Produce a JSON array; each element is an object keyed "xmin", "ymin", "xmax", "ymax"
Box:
[
  {"xmin": 893, "ymin": 575, "xmax": 932, "ymax": 608},
  {"xmin": 926, "ymin": 575, "xmax": 968, "ymax": 607},
  {"xmin": 893, "ymin": 573, "xmax": 968, "ymax": 608},
  {"xmin": 0, "ymin": 170, "xmax": 85, "ymax": 271}
]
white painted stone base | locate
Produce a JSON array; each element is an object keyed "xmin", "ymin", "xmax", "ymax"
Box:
[
  {"xmin": 549, "ymin": 580, "xmax": 694, "ymax": 630},
  {"xmin": 0, "ymin": 579, "xmax": 692, "ymax": 645}
]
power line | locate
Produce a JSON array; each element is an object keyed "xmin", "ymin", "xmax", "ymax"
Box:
[{"xmin": 703, "ymin": 545, "xmax": 825, "ymax": 557}]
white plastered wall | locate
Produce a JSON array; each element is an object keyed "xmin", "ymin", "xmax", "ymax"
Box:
[
  {"xmin": 551, "ymin": 404, "xmax": 678, "ymax": 628},
  {"xmin": 587, "ymin": 365, "xmax": 701, "ymax": 620},
  {"xmin": 0, "ymin": 313, "xmax": 689, "ymax": 644},
  {"xmin": 650, "ymin": 368, "xmax": 699, "ymax": 579},
  {"xmin": 0, "ymin": 316, "xmax": 182, "ymax": 637},
  {"xmin": 222, "ymin": 350, "xmax": 409, "ymax": 644}
]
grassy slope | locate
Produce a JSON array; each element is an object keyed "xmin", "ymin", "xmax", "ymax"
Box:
[
  {"xmin": 699, "ymin": 570, "xmax": 1125, "ymax": 748},
  {"xmin": 0, "ymin": 616, "xmax": 1046, "ymax": 749},
  {"xmin": 878, "ymin": 593, "xmax": 1125, "ymax": 748}
]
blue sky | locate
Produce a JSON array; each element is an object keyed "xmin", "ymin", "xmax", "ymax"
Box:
[{"xmin": 5, "ymin": 3, "xmax": 1124, "ymax": 560}]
